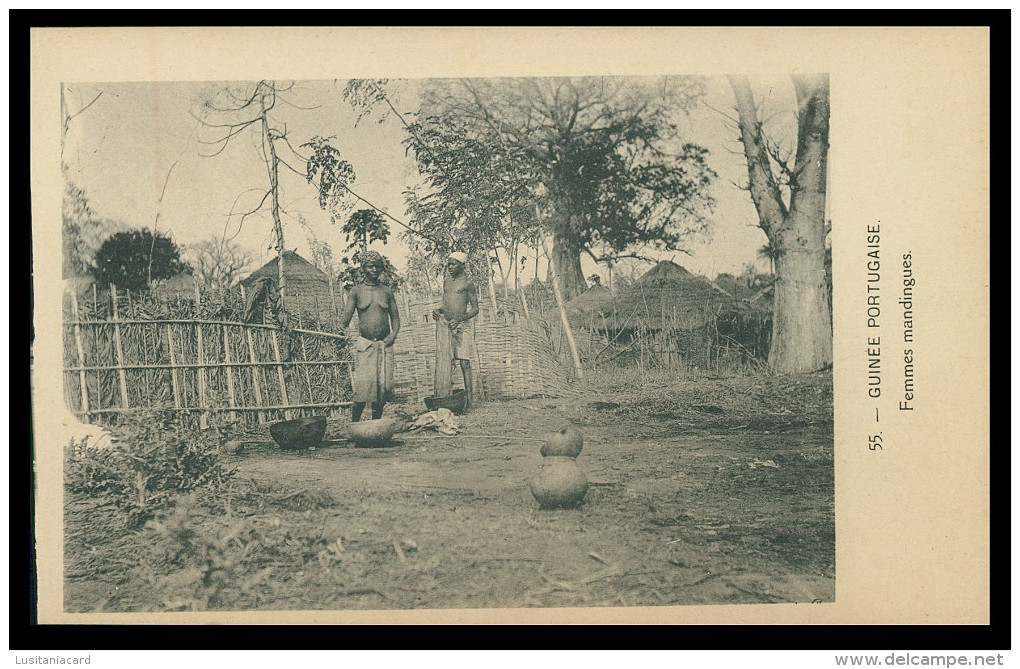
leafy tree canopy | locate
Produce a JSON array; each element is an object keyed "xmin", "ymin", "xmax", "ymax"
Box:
[
  {"xmin": 92, "ymin": 229, "xmax": 191, "ymax": 292},
  {"xmin": 395, "ymin": 76, "xmax": 718, "ymax": 298}
]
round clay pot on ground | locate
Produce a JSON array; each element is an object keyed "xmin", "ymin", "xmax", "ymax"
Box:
[
  {"xmin": 539, "ymin": 424, "xmax": 584, "ymax": 458},
  {"xmin": 269, "ymin": 416, "xmax": 327, "ymax": 450},
  {"xmin": 347, "ymin": 418, "xmax": 399, "ymax": 448},
  {"xmin": 530, "ymin": 456, "xmax": 589, "ymax": 509}
]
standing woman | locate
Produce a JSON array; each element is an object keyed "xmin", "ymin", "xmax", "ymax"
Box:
[
  {"xmin": 432, "ymin": 251, "xmax": 480, "ymax": 411},
  {"xmin": 339, "ymin": 251, "xmax": 400, "ymax": 421}
]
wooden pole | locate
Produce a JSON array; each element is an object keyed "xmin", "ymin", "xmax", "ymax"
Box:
[
  {"xmin": 223, "ymin": 325, "xmax": 238, "ymax": 422},
  {"xmin": 110, "ymin": 285, "xmax": 130, "ymax": 411},
  {"xmin": 244, "ymin": 325, "xmax": 267, "ymax": 425},
  {"xmin": 494, "ymin": 247, "xmax": 509, "ymax": 300},
  {"xmin": 91, "ymin": 283, "xmax": 103, "ymax": 412},
  {"xmin": 65, "ymin": 359, "xmax": 354, "ymax": 373},
  {"xmin": 62, "ymin": 316, "xmax": 348, "ymax": 339},
  {"xmin": 70, "ymin": 289, "xmax": 90, "ymax": 421},
  {"xmin": 194, "ymin": 282, "xmax": 208, "ymax": 429},
  {"xmin": 271, "ymin": 330, "xmax": 292, "ymax": 420},
  {"xmin": 297, "ymin": 311, "xmax": 315, "ymax": 407},
  {"xmin": 328, "ymin": 276, "xmax": 339, "ymax": 330},
  {"xmin": 165, "ymin": 325, "xmax": 182, "ymax": 409},
  {"xmin": 542, "ymin": 239, "xmax": 584, "ymax": 380},
  {"xmin": 485, "ymin": 263, "xmax": 500, "ymax": 322},
  {"xmin": 196, "ymin": 324, "xmax": 209, "ymax": 429},
  {"xmin": 516, "ymin": 247, "xmax": 531, "ymax": 320},
  {"xmin": 534, "ymin": 245, "xmax": 543, "ymax": 318}
]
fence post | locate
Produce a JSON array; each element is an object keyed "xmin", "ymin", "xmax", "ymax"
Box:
[
  {"xmin": 271, "ymin": 329, "xmax": 292, "ymax": 421},
  {"xmin": 165, "ymin": 324, "xmax": 182, "ymax": 409},
  {"xmin": 196, "ymin": 324, "xmax": 209, "ymax": 430},
  {"xmin": 194, "ymin": 282, "xmax": 209, "ymax": 429},
  {"xmin": 222, "ymin": 325, "xmax": 238, "ymax": 422},
  {"xmin": 70, "ymin": 289, "xmax": 91, "ymax": 422},
  {"xmin": 296, "ymin": 312, "xmax": 315, "ymax": 408},
  {"xmin": 244, "ymin": 327, "xmax": 267, "ymax": 425},
  {"xmin": 328, "ymin": 277, "xmax": 338, "ymax": 330},
  {"xmin": 91, "ymin": 283, "xmax": 104, "ymax": 413},
  {"xmin": 518, "ymin": 283, "xmax": 531, "ymax": 320},
  {"xmin": 239, "ymin": 285, "xmax": 266, "ymax": 424},
  {"xmin": 110, "ymin": 284, "xmax": 131, "ymax": 412}
]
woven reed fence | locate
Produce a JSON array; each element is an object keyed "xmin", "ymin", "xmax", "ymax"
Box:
[
  {"xmin": 63, "ymin": 282, "xmax": 574, "ymax": 428},
  {"xmin": 383, "ymin": 293, "xmax": 572, "ymax": 403},
  {"xmin": 63, "ymin": 284, "xmax": 353, "ymax": 428}
]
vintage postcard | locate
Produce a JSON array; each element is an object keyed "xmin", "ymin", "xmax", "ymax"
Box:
[{"xmin": 30, "ymin": 26, "xmax": 990, "ymax": 624}]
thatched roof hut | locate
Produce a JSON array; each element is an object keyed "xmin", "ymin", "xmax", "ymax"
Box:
[
  {"xmin": 239, "ymin": 250, "xmax": 338, "ymax": 327},
  {"xmin": 565, "ymin": 282, "xmax": 615, "ymax": 323},
  {"xmin": 567, "ymin": 261, "xmax": 724, "ymax": 332},
  {"xmin": 151, "ymin": 271, "xmax": 199, "ymax": 299},
  {"xmin": 620, "ymin": 261, "xmax": 722, "ymax": 330}
]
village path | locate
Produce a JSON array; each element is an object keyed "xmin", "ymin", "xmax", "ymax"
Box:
[{"xmin": 226, "ymin": 392, "xmax": 835, "ymax": 610}]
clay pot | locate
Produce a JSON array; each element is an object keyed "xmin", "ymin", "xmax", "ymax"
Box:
[
  {"xmin": 270, "ymin": 416, "xmax": 327, "ymax": 450},
  {"xmin": 530, "ymin": 456, "xmax": 589, "ymax": 509},
  {"xmin": 348, "ymin": 418, "xmax": 399, "ymax": 448},
  {"xmin": 540, "ymin": 425, "xmax": 584, "ymax": 458}
]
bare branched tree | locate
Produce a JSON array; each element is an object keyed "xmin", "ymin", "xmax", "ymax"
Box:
[
  {"xmin": 193, "ymin": 80, "xmax": 309, "ymax": 309},
  {"xmin": 184, "ymin": 237, "xmax": 256, "ymax": 292},
  {"xmin": 729, "ymin": 74, "xmax": 832, "ymax": 373}
]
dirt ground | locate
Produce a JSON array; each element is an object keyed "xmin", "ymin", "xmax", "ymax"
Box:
[{"xmin": 64, "ymin": 369, "xmax": 834, "ymax": 612}]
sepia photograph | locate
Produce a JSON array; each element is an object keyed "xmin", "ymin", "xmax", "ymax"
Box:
[
  {"xmin": 56, "ymin": 73, "xmax": 834, "ymax": 614},
  {"xmin": 30, "ymin": 26, "xmax": 989, "ymax": 626}
]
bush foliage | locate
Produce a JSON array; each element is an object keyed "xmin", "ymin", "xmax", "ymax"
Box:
[{"xmin": 65, "ymin": 411, "xmax": 234, "ymax": 528}]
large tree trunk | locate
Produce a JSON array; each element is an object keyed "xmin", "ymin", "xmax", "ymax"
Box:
[
  {"xmin": 769, "ymin": 235, "xmax": 832, "ymax": 372},
  {"xmin": 772, "ymin": 74, "xmax": 832, "ymax": 371},
  {"xmin": 729, "ymin": 74, "xmax": 832, "ymax": 374},
  {"xmin": 551, "ymin": 230, "xmax": 587, "ymax": 301}
]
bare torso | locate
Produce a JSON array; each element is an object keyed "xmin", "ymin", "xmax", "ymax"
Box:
[
  {"xmin": 441, "ymin": 275, "xmax": 476, "ymax": 321},
  {"xmin": 350, "ymin": 282, "xmax": 397, "ymax": 340}
]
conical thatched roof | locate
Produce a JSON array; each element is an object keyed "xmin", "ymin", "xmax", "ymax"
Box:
[
  {"xmin": 565, "ymin": 282, "xmax": 617, "ymax": 328},
  {"xmin": 618, "ymin": 261, "xmax": 719, "ymax": 329},
  {"xmin": 240, "ymin": 250, "xmax": 329, "ymax": 288},
  {"xmin": 565, "ymin": 261, "xmax": 723, "ymax": 331},
  {"xmin": 239, "ymin": 250, "xmax": 337, "ymax": 326},
  {"xmin": 151, "ymin": 271, "xmax": 199, "ymax": 299},
  {"xmin": 631, "ymin": 260, "xmax": 698, "ymax": 287},
  {"xmin": 566, "ymin": 282, "xmax": 613, "ymax": 313}
]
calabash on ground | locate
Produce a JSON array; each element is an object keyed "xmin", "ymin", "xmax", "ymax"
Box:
[
  {"xmin": 530, "ymin": 456, "xmax": 589, "ymax": 509},
  {"xmin": 539, "ymin": 424, "xmax": 584, "ymax": 458}
]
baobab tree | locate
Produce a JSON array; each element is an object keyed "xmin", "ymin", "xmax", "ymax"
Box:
[
  {"xmin": 346, "ymin": 77, "xmax": 717, "ymax": 301},
  {"xmin": 728, "ymin": 74, "xmax": 832, "ymax": 373},
  {"xmin": 414, "ymin": 77, "xmax": 718, "ymax": 301}
]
